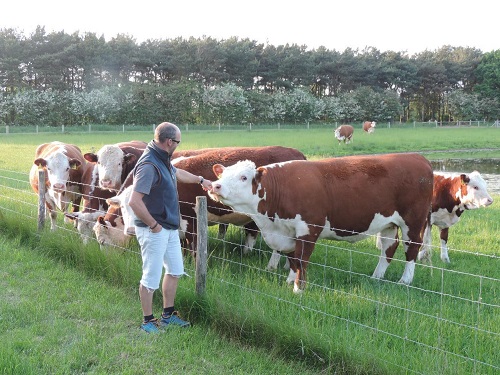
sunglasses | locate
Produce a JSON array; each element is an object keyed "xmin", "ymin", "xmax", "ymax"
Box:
[{"xmin": 170, "ymin": 138, "xmax": 181, "ymax": 144}]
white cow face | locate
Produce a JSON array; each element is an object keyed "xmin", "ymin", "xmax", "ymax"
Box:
[
  {"xmin": 94, "ymin": 145, "xmax": 137, "ymax": 192},
  {"xmin": 34, "ymin": 151, "xmax": 81, "ymax": 193},
  {"xmin": 460, "ymin": 171, "xmax": 494, "ymax": 209},
  {"xmin": 106, "ymin": 186, "xmax": 136, "ymax": 236},
  {"xmin": 209, "ymin": 160, "xmax": 260, "ymax": 213}
]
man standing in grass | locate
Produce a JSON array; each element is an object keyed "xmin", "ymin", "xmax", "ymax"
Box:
[{"xmin": 129, "ymin": 121, "xmax": 213, "ymax": 333}]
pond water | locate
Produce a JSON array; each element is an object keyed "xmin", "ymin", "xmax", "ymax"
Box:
[{"xmin": 430, "ymin": 158, "xmax": 500, "ymax": 195}]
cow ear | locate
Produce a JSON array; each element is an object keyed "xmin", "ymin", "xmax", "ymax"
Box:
[
  {"xmin": 84, "ymin": 153, "xmax": 98, "ymax": 163},
  {"xmin": 213, "ymin": 164, "xmax": 225, "ymax": 178},
  {"xmin": 34, "ymin": 158, "xmax": 47, "ymax": 167},
  {"xmin": 124, "ymin": 154, "xmax": 137, "ymax": 164},
  {"xmin": 255, "ymin": 167, "xmax": 266, "ymax": 182},
  {"xmin": 460, "ymin": 174, "xmax": 470, "ymax": 185}
]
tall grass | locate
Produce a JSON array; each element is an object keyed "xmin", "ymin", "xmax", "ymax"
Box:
[{"xmin": 0, "ymin": 127, "xmax": 499, "ymax": 374}]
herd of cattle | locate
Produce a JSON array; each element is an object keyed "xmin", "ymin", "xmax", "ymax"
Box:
[{"xmin": 29, "ymin": 139, "xmax": 493, "ymax": 293}]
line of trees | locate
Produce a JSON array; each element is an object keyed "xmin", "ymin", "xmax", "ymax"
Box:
[{"xmin": 1, "ymin": 26, "xmax": 499, "ymax": 126}]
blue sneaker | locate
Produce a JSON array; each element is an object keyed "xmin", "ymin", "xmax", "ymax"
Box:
[
  {"xmin": 160, "ymin": 311, "xmax": 191, "ymax": 328},
  {"xmin": 141, "ymin": 318, "xmax": 161, "ymax": 333}
]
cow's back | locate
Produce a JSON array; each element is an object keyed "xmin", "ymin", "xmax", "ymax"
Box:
[{"xmin": 258, "ymin": 153, "xmax": 433, "ymax": 234}]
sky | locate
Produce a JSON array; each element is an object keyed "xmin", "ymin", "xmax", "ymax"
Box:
[{"xmin": 1, "ymin": 0, "xmax": 497, "ymax": 55}]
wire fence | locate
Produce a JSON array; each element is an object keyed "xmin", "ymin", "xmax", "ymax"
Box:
[
  {"xmin": 0, "ymin": 168, "xmax": 498, "ymax": 374},
  {"xmin": 0, "ymin": 120, "xmax": 498, "ymax": 135}
]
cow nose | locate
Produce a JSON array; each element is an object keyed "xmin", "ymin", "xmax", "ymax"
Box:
[
  {"xmin": 100, "ymin": 179, "xmax": 111, "ymax": 187},
  {"xmin": 53, "ymin": 183, "xmax": 65, "ymax": 191}
]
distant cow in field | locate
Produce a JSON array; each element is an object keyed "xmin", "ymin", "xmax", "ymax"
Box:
[
  {"xmin": 84, "ymin": 140, "xmax": 147, "ymax": 192},
  {"xmin": 209, "ymin": 153, "xmax": 434, "ymax": 293},
  {"xmin": 65, "ymin": 163, "xmax": 116, "ymax": 243},
  {"xmin": 334, "ymin": 125, "xmax": 354, "ymax": 144},
  {"xmin": 363, "ymin": 121, "xmax": 376, "ymax": 133},
  {"xmin": 29, "ymin": 141, "xmax": 86, "ymax": 230},
  {"xmin": 418, "ymin": 171, "xmax": 494, "ymax": 263}
]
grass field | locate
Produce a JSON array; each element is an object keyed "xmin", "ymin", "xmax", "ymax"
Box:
[{"xmin": 0, "ymin": 126, "xmax": 499, "ymax": 374}]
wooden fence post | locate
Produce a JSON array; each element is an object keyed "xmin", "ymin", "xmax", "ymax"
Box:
[
  {"xmin": 37, "ymin": 169, "xmax": 46, "ymax": 231},
  {"xmin": 195, "ymin": 196, "xmax": 208, "ymax": 295}
]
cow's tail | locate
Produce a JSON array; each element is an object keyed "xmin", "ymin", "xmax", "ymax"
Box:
[{"xmin": 417, "ymin": 206, "xmax": 433, "ymax": 265}]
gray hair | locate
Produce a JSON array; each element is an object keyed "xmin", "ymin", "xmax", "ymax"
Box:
[{"xmin": 154, "ymin": 122, "xmax": 179, "ymax": 143}]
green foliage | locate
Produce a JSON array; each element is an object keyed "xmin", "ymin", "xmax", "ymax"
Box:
[
  {"xmin": 475, "ymin": 50, "xmax": 500, "ymax": 100},
  {"xmin": 1, "ymin": 27, "xmax": 499, "ymax": 125}
]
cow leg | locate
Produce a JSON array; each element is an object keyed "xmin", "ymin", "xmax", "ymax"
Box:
[
  {"xmin": 44, "ymin": 196, "xmax": 58, "ymax": 231},
  {"xmin": 399, "ymin": 228, "xmax": 424, "ymax": 285},
  {"xmin": 266, "ymin": 250, "xmax": 282, "ymax": 270},
  {"xmin": 372, "ymin": 225, "xmax": 398, "ymax": 280},
  {"xmin": 417, "ymin": 224, "xmax": 433, "ymax": 263},
  {"xmin": 48, "ymin": 206, "xmax": 58, "ymax": 230},
  {"xmin": 439, "ymin": 228, "xmax": 450, "ymax": 263},
  {"xmin": 243, "ymin": 222, "xmax": 259, "ymax": 254},
  {"xmin": 290, "ymin": 233, "xmax": 318, "ymax": 293},
  {"xmin": 266, "ymin": 251, "xmax": 290, "ymax": 271},
  {"xmin": 217, "ymin": 223, "xmax": 228, "ymax": 239}
]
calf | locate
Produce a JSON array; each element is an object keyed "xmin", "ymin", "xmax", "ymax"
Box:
[
  {"xmin": 95, "ymin": 184, "xmax": 189, "ymax": 249},
  {"xmin": 209, "ymin": 153, "xmax": 434, "ymax": 293},
  {"xmin": 418, "ymin": 171, "xmax": 493, "ymax": 263},
  {"xmin": 29, "ymin": 141, "xmax": 86, "ymax": 230},
  {"xmin": 65, "ymin": 163, "xmax": 116, "ymax": 243},
  {"xmin": 363, "ymin": 121, "xmax": 376, "ymax": 133},
  {"xmin": 334, "ymin": 125, "xmax": 354, "ymax": 144}
]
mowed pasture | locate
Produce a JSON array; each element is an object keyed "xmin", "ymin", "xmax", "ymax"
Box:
[{"xmin": 0, "ymin": 127, "xmax": 499, "ymax": 374}]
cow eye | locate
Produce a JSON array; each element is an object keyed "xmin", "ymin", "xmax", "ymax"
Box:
[
  {"xmin": 241, "ymin": 176, "xmax": 247, "ymax": 182},
  {"xmin": 473, "ymin": 186, "xmax": 479, "ymax": 190}
]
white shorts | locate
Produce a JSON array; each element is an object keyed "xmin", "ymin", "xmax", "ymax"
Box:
[{"xmin": 135, "ymin": 226, "xmax": 184, "ymax": 290}]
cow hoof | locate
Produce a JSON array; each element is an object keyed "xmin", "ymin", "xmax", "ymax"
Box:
[
  {"xmin": 398, "ymin": 278, "xmax": 411, "ymax": 285},
  {"xmin": 293, "ymin": 283, "xmax": 304, "ymax": 294}
]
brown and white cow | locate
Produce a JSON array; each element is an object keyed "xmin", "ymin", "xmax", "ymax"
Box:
[
  {"xmin": 65, "ymin": 163, "xmax": 116, "ymax": 243},
  {"xmin": 84, "ymin": 140, "xmax": 147, "ymax": 192},
  {"xmin": 334, "ymin": 125, "xmax": 354, "ymax": 144},
  {"xmin": 363, "ymin": 121, "xmax": 376, "ymax": 133},
  {"xmin": 209, "ymin": 153, "xmax": 434, "ymax": 293},
  {"xmin": 29, "ymin": 141, "xmax": 86, "ymax": 230},
  {"xmin": 418, "ymin": 171, "xmax": 494, "ymax": 263}
]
